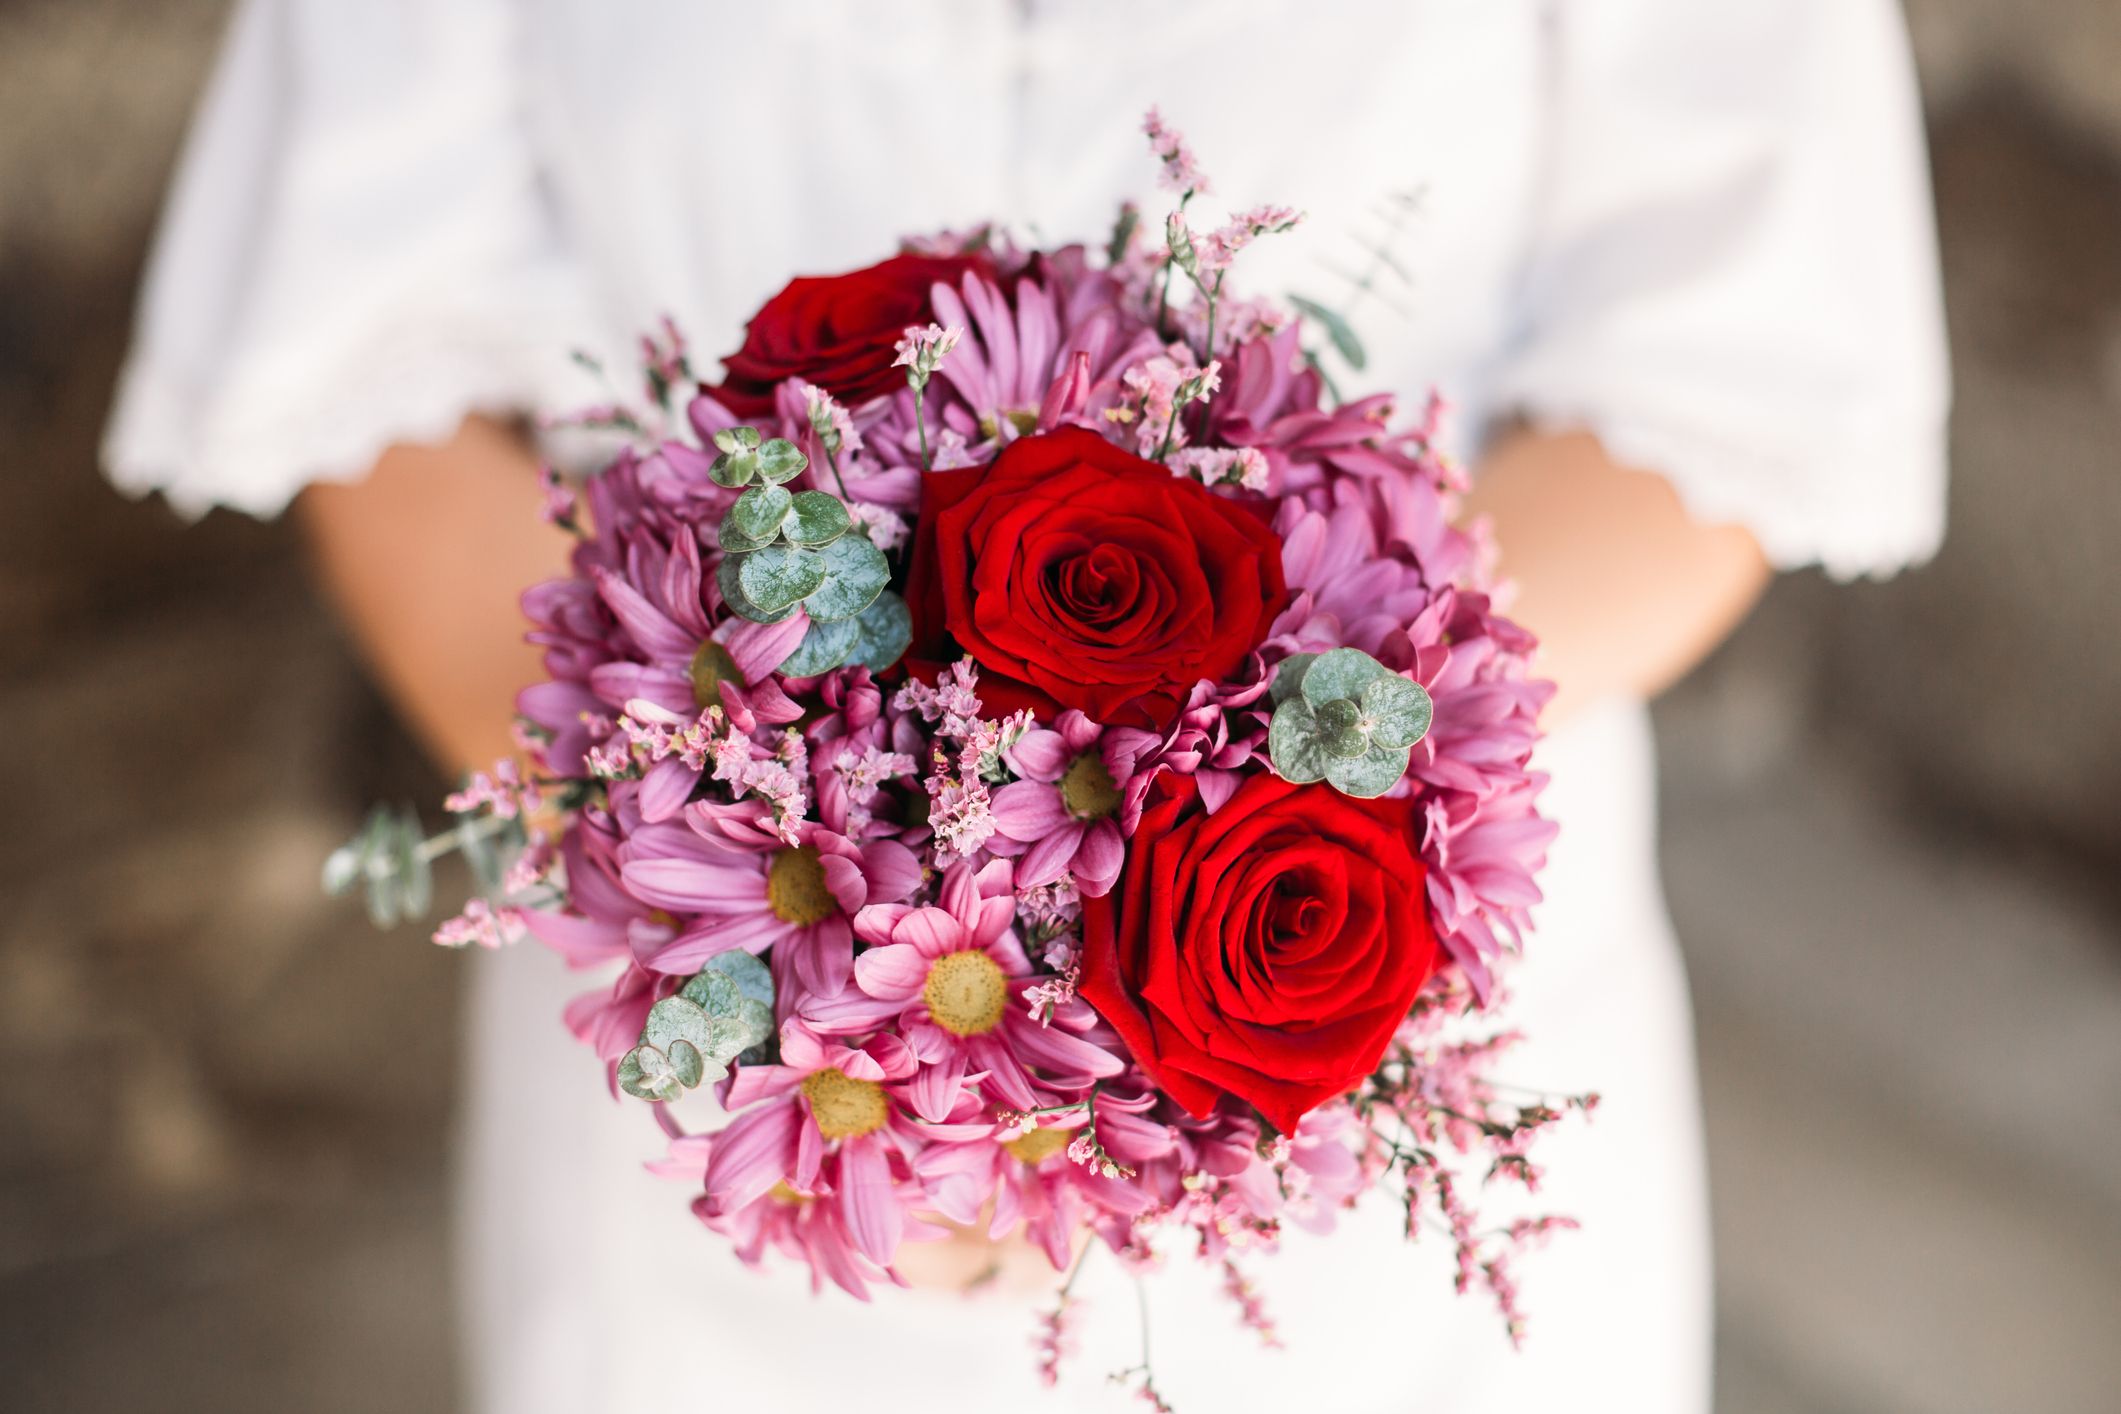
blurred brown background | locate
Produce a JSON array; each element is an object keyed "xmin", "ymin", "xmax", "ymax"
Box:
[{"xmin": 2, "ymin": 3, "xmax": 2116, "ymax": 1410}]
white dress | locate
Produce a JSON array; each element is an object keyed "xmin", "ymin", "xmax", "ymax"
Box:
[{"xmin": 104, "ymin": 3, "xmax": 1949, "ymax": 1410}]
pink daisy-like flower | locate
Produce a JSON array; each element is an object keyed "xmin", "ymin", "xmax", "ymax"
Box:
[
  {"xmin": 618, "ymin": 800, "xmax": 921, "ymax": 999},
  {"xmin": 986, "ymin": 710, "xmax": 1136, "ymax": 895},
  {"xmin": 915, "ymin": 1106, "xmax": 1153, "ymax": 1270},
  {"xmin": 807, "ymin": 862, "xmax": 1124, "ymax": 1120},
  {"xmin": 702, "ymin": 1023, "xmax": 928, "ymax": 1272}
]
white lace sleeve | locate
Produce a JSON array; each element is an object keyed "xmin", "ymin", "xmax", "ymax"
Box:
[
  {"xmin": 102, "ymin": 0, "xmax": 598, "ymax": 519},
  {"xmin": 1489, "ymin": 0, "xmax": 1951, "ymax": 580}
]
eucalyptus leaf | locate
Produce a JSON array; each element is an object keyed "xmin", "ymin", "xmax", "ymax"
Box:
[
  {"xmin": 717, "ymin": 554, "xmax": 799, "ymax": 624},
  {"xmin": 775, "ymin": 614, "xmax": 860, "ymax": 678},
  {"xmin": 666, "ymin": 1039, "xmax": 706, "ymax": 1089},
  {"xmin": 704, "ymin": 950, "xmax": 775, "ymax": 1009},
  {"xmin": 729, "ymin": 483, "xmax": 794, "ymax": 542},
  {"xmin": 712, "ymin": 426, "xmax": 762, "ymax": 455},
  {"xmin": 641, "ymin": 995, "xmax": 717, "ymax": 1055},
  {"xmin": 617, "ymin": 1045, "xmax": 684, "ymax": 1102},
  {"xmin": 732, "ymin": 997, "xmax": 774, "ymax": 1051},
  {"xmin": 1324, "ymin": 742, "xmax": 1411, "ymax": 799},
  {"xmin": 845, "ymin": 590, "xmax": 913, "ymax": 672},
  {"xmin": 1269, "ymin": 653, "xmax": 1318, "ymax": 706},
  {"xmin": 1300, "ymin": 647, "xmax": 1390, "ymax": 707},
  {"xmin": 1315, "ymin": 697, "xmax": 1364, "ymax": 737},
  {"xmin": 1267, "ymin": 699, "xmax": 1329, "ymax": 784},
  {"xmin": 738, "ymin": 545, "xmax": 828, "ymax": 614},
  {"xmin": 803, "ymin": 533, "xmax": 890, "ymax": 622},
  {"xmin": 678, "ymin": 967, "xmax": 743, "ymax": 1017},
  {"xmin": 784, "ymin": 491, "xmax": 851, "ymax": 547},
  {"xmin": 1360, "ymin": 674, "xmax": 1434, "ymax": 750},
  {"xmin": 1289, "ymin": 294, "xmax": 1367, "ymax": 371},
  {"xmin": 715, "ymin": 516, "xmax": 775, "ymax": 555},
  {"xmin": 755, "ymin": 438, "xmax": 809, "ymax": 484},
  {"xmin": 708, "ymin": 450, "xmax": 757, "ymax": 488}
]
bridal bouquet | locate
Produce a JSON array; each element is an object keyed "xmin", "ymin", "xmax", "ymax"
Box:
[{"xmin": 333, "ymin": 111, "xmax": 1584, "ymax": 1397}]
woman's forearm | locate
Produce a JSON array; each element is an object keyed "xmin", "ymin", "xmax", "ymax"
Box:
[
  {"xmin": 297, "ymin": 414, "xmax": 567, "ymax": 776},
  {"xmin": 1464, "ymin": 426, "xmax": 1772, "ymax": 724}
]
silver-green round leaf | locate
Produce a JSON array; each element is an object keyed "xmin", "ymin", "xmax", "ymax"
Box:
[
  {"xmin": 1360, "ymin": 674, "xmax": 1434, "ymax": 750},
  {"xmin": 784, "ymin": 491, "xmax": 851, "ymax": 547},
  {"xmin": 712, "ymin": 426, "xmax": 762, "ymax": 455},
  {"xmin": 738, "ymin": 545, "xmax": 828, "ymax": 614},
  {"xmin": 803, "ymin": 533, "xmax": 890, "ymax": 622},
  {"xmin": 728, "ymin": 483, "xmax": 794, "ymax": 542},
  {"xmin": 1269, "ymin": 653, "xmax": 1318, "ymax": 706},
  {"xmin": 1300, "ymin": 646, "xmax": 1390, "ymax": 707},
  {"xmin": 775, "ymin": 613, "xmax": 860, "ymax": 678},
  {"xmin": 845, "ymin": 590, "xmax": 913, "ymax": 672},
  {"xmin": 1324, "ymin": 742, "xmax": 1411, "ymax": 799},
  {"xmin": 1267, "ymin": 699, "xmax": 1330, "ymax": 784},
  {"xmin": 717, "ymin": 554, "xmax": 799, "ymax": 623},
  {"xmin": 708, "ymin": 450, "xmax": 757, "ymax": 488},
  {"xmin": 755, "ymin": 438, "xmax": 809, "ymax": 484},
  {"xmin": 704, "ymin": 950, "xmax": 775, "ymax": 1009}
]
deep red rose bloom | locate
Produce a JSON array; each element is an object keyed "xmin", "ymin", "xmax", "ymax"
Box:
[
  {"xmin": 1078, "ymin": 772, "xmax": 1438, "ymax": 1134},
  {"xmin": 904, "ymin": 426, "xmax": 1288, "ymax": 730},
  {"xmin": 711, "ymin": 252, "xmax": 990, "ymax": 417}
]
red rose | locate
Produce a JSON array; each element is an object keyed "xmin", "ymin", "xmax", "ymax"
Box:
[
  {"xmin": 1078, "ymin": 772, "xmax": 1438, "ymax": 1134},
  {"xmin": 904, "ymin": 426, "xmax": 1287, "ymax": 730},
  {"xmin": 711, "ymin": 252, "xmax": 990, "ymax": 417}
]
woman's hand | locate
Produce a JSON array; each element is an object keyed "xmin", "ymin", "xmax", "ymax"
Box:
[{"xmin": 1463, "ymin": 425, "xmax": 1771, "ymax": 725}]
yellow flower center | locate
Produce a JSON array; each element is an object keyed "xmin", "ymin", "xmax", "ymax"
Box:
[
  {"xmin": 1059, "ymin": 752, "xmax": 1122, "ymax": 822},
  {"xmin": 689, "ymin": 639, "xmax": 746, "ymax": 710},
  {"xmin": 923, "ymin": 950, "xmax": 1009, "ymax": 1037},
  {"xmin": 800, "ymin": 1067, "xmax": 889, "ymax": 1140},
  {"xmin": 1003, "ymin": 1126, "xmax": 1072, "ymax": 1165},
  {"xmin": 768, "ymin": 1180, "xmax": 812, "ymax": 1205},
  {"xmin": 767, "ymin": 846, "xmax": 835, "ymax": 925}
]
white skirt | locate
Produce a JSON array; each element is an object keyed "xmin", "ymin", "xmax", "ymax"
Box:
[{"xmin": 457, "ymin": 697, "xmax": 1712, "ymax": 1412}]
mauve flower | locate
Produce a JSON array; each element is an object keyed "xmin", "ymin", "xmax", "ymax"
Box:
[
  {"xmin": 986, "ymin": 710, "xmax": 1134, "ymax": 896},
  {"xmin": 914, "ymin": 1102, "xmax": 1153, "ymax": 1270},
  {"xmin": 618, "ymin": 801, "xmax": 920, "ymax": 1000},
  {"xmin": 703, "ymin": 1023, "xmax": 927, "ymax": 1271},
  {"xmin": 804, "ymin": 861, "xmax": 1124, "ymax": 1120}
]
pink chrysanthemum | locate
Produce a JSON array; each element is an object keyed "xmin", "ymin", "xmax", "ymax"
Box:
[{"xmin": 803, "ymin": 861, "xmax": 1124, "ymax": 1120}]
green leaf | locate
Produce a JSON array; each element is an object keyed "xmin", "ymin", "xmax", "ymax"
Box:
[
  {"xmin": 845, "ymin": 591, "xmax": 913, "ymax": 672},
  {"xmin": 641, "ymin": 995, "xmax": 716, "ymax": 1056},
  {"xmin": 1325, "ymin": 742, "xmax": 1411, "ymax": 799},
  {"xmin": 775, "ymin": 614, "xmax": 860, "ymax": 677},
  {"xmin": 712, "ymin": 426, "xmax": 761, "ymax": 455},
  {"xmin": 1269, "ymin": 653, "xmax": 1317, "ymax": 706},
  {"xmin": 716, "ymin": 519, "xmax": 775, "ymax": 555},
  {"xmin": 738, "ymin": 545, "xmax": 828, "ymax": 614},
  {"xmin": 1267, "ymin": 699, "xmax": 1329, "ymax": 784},
  {"xmin": 678, "ymin": 967, "xmax": 743, "ymax": 1017},
  {"xmin": 1314, "ymin": 697, "xmax": 1370, "ymax": 758},
  {"xmin": 728, "ymin": 483, "xmax": 794, "ymax": 542},
  {"xmin": 755, "ymin": 438, "xmax": 809, "ymax": 484},
  {"xmin": 784, "ymin": 491, "xmax": 851, "ymax": 547},
  {"xmin": 803, "ymin": 533, "xmax": 890, "ymax": 622},
  {"xmin": 704, "ymin": 950, "xmax": 775, "ymax": 1009},
  {"xmin": 617, "ymin": 1045, "xmax": 684, "ymax": 1102},
  {"xmin": 1289, "ymin": 294, "xmax": 1367, "ymax": 371},
  {"xmin": 666, "ymin": 1039, "xmax": 706, "ymax": 1089},
  {"xmin": 1300, "ymin": 647, "xmax": 1389, "ymax": 707},
  {"xmin": 1360, "ymin": 674, "xmax": 1434, "ymax": 750},
  {"xmin": 716, "ymin": 554, "xmax": 799, "ymax": 624},
  {"xmin": 708, "ymin": 450, "xmax": 757, "ymax": 488}
]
